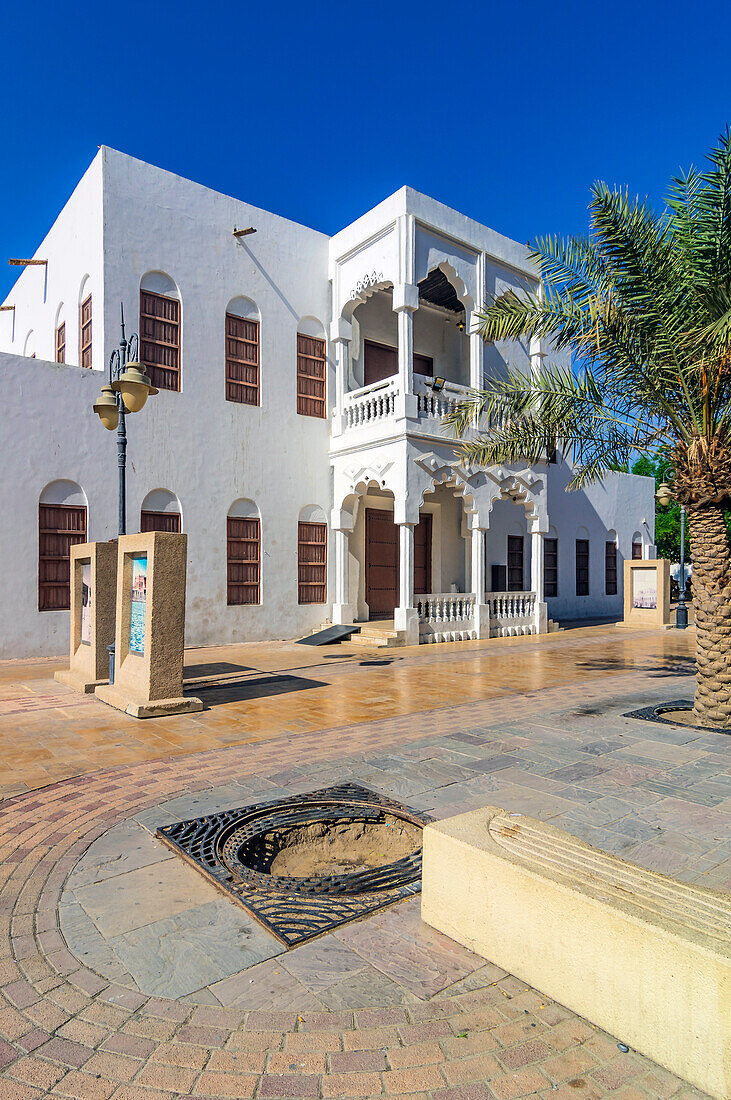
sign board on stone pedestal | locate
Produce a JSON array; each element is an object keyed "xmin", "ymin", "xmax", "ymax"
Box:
[
  {"xmin": 55, "ymin": 541, "xmax": 117, "ymax": 693},
  {"xmin": 620, "ymin": 558, "xmax": 671, "ymax": 628},
  {"xmin": 95, "ymin": 532, "xmax": 202, "ymax": 718}
]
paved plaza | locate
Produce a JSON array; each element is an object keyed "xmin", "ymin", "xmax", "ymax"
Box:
[{"xmin": 0, "ymin": 625, "xmax": 728, "ymax": 1098}]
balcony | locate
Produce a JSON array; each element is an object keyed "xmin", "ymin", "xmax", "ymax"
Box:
[{"xmin": 334, "ymin": 375, "xmax": 473, "ymax": 448}]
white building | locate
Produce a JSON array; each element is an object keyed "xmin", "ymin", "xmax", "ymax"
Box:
[{"xmin": 0, "ymin": 148, "xmax": 655, "ymax": 658}]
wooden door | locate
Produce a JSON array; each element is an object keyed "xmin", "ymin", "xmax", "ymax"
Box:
[
  {"xmin": 363, "ymin": 340, "xmax": 434, "ymax": 385},
  {"xmin": 507, "ymin": 535, "xmax": 524, "ymax": 591},
  {"xmin": 365, "ymin": 509, "xmax": 399, "ymax": 618},
  {"xmin": 414, "ymin": 514, "xmax": 432, "ymax": 595}
]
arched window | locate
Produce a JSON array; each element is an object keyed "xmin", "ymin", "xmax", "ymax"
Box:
[
  {"xmin": 576, "ymin": 527, "xmax": 590, "ymax": 596},
  {"xmin": 544, "ymin": 528, "xmax": 558, "ymax": 598},
  {"xmin": 298, "ymin": 505, "xmax": 327, "ymax": 603},
  {"xmin": 226, "ymin": 297, "xmax": 260, "ymax": 406},
  {"xmin": 297, "ymin": 318, "xmax": 326, "ymax": 418},
  {"xmin": 39, "ymin": 480, "xmax": 87, "ymax": 611},
  {"xmin": 227, "ymin": 499, "xmax": 261, "ymax": 605},
  {"xmin": 55, "ymin": 304, "xmax": 66, "ymax": 364},
  {"xmin": 140, "ymin": 272, "xmax": 181, "ymax": 391},
  {"xmin": 79, "ymin": 277, "xmax": 92, "ymax": 368},
  {"xmin": 632, "ymin": 532, "xmax": 644, "ymax": 559},
  {"xmin": 605, "ymin": 530, "xmax": 618, "ymax": 595},
  {"xmin": 140, "ymin": 489, "xmax": 182, "ymax": 532}
]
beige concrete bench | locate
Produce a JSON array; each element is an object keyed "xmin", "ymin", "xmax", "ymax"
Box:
[{"xmin": 421, "ymin": 807, "xmax": 730, "ymax": 1098}]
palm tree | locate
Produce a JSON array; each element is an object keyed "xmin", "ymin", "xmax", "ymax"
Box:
[{"xmin": 446, "ymin": 129, "xmax": 731, "ymax": 730}]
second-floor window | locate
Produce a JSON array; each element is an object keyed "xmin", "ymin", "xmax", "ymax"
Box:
[
  {"xmin": 297, "ymin": 334, "xmax": 326, "ymax": 418},
  {"xmin": 80, "ymin": 296, "xmax": 92, "ymax": 368},
  {"xmin": 55, "ymin": 323, "xmax": 66, "ymax": 364},
  {"xmin": 226, "ymin": 314, "xmax": 260, "ymax": 405},
  {"xmin": 140, "ymin": 290, "xmax": 180, "ymax": 391}
]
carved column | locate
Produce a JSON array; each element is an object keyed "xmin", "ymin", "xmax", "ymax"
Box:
[
  {"xmin": 330, "ymin": 318, "xmax": 352, "ymax": 436},
  {"xmin": 471, "ymin": 524, "xmax": 490, "ymax": 638},
  {"xmin": 331, "ymin": 509, "xmax": 354, "ymax": 625},
  {"xmin": 531, "ymin": 527, "xmax": 548, "ymax": 633},
  {"xmin": 393, "ymin": 283, "xmax": 419, "ymax": 419},
  {"xmin": 394, "ymin": 521, "xmax": 419, "ymax": 645}
]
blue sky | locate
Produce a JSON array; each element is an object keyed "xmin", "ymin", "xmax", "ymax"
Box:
[{"xmin": 2, "ymin": 0, "xmax": 729, "ymax": 302}]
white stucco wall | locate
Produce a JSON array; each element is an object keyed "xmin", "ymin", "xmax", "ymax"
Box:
[{"xmin": 0, "ymin": 156, "xmax": 105, "ymax": 371}]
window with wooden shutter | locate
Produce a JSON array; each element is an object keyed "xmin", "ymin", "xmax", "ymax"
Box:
[
  {"xmin": 632, "ymin": 541, "xmax": 643, "ymax": 560},
  {"xmin": 544, "ymin": 537, "xmax": 558, "ymax": 598},
  {"xmin": 226, "ymin": 314, "xmax": 259, "ymax": 405},
  {"xmin": 507, "ymin": 535, "xmax": 524, "ymax": 591},
  {"xmin": 140, "ymin": 510, "xmax": 181, "ymax": 533},
  {"xmin": 576, "ymin": 539, "xmax": 590, "ymax": 596},
  {"xmin": 55, "ymin": 322, "xmax": 66, "ymax": 364},
  {"xmin": 605, "ymin": 541, "xmax": 618, "ymax": 595},
  {"xmin": 297, "ymin": 334, "xmax": 326, "ymax": 418},
  {"xmin": 140, "ymin": 289, "xmax": 180, "ymax": 391},
  {"xmin": 38, "ymin": 503, "xmax": 87, "ymax": 611},
  {"xmin": 79, "ymin": 296, "xmax": 92, "ymax": 368},
  {"xmin": 298, "ymin": 521, "xmax": 327, "ymax": 603},
  {"xmin": 227, "ymin": 516, "xmax": 260, "ymax": 604}
]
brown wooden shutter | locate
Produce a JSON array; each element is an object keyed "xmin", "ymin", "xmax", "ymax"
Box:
[
  {"xmin": 297, "ymin": 334, "xmax": 326, "ymax": 418},
  {"xmin": 38, "ymin": 503, "xmax": 87, "ymax": 611},
  {"xmin": 632, "ymin": 541, "xmax": 643, "ymax": 560},
  {"xmin": 507, "ymin": 535, "xmax": 524, "ymax": 591},
  {"xmin": 55, "ymin": 323, "xmax": 66, "ymax": 364},
  {"xmin": 227, "ymin": 517, "xmax": 260, "ymax": 604},
  {"xmin": 605, "ymin": 541, "xmax": 618, "ymax": 595},
  {"xmin": 140, "ymin": 510, "xmax": 181, "ymax": 533},
  {"xmin": 544, "ymin": 537, "xmax": 558, "ymax": 598},
  {"xmin": 413, "ymin": 514, "xmax": 432, "ymax": 595},
  {"xmin": 79, "ymin": 296, "xmax": 92, "ymax": 368},
  {"xmin": 140, "ymin": 290, "xmax": 180, "ymax": 391},
  {"xmin": 298, "ymin": 521, "xmax": 327, "ymax": 603},
  {"xmin": 225, "ymin": 314, "xmax": 260, "ymax": 405},
  {"xmin": 576, "ymin": 539, "xmax": 590, "ymax": 596}
]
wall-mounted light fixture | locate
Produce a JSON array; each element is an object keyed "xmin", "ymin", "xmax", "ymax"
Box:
[
  {"xmin": 430, "ymin": 377, "xmax": 446, "ymax": 393},
  {"xmin": 456, "ymin": 318, "xmax": 466, "ymax": 332},
  {"xmin": 233, "ymin": 226, "xmax": 257, "ymax": 238}
]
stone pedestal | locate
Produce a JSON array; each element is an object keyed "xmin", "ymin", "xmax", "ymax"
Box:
[
  {"xmin": 95, "ymin": 532, "xmax": 202, "ymax": 718},
  {"xmin": 619, "ymin": 558, "xmax": 671, "ymax": 628},
  {"xmin": 55, "ymin": 541, "xmax": 117, "ymax": 693}
]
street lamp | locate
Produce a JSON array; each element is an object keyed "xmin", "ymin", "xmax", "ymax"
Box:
[
  {"xmin": 93, "ymin": 306, "xmax": 157, "ymax": 535},
  {"xmin": 655, "ymin": 470, "xmax": 688, "ymax": 630}
]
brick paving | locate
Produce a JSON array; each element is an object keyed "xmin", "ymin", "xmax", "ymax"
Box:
[{"xmin": 0, "ymin": 626, "xmax": 727, "ymax": 1097}]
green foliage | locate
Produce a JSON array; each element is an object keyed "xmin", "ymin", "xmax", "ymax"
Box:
[{"xmin": 443, "ymin": 128, "xmax": 731, "ymax": 493}]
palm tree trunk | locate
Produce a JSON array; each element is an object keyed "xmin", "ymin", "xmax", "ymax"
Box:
[{"xmin": 688, "ymin": 501, "xmax": 731, "ymax": 728}]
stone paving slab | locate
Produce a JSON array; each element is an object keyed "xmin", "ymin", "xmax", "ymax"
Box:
[{"xmin": 0, "ymin": 635, "xmax": 725, "ymax": 1097}]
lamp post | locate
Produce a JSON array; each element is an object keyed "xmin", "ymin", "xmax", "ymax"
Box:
[
  {"xmin": 656, "ymin": 472, "xmax": 688, "ymax": 630},
  {"xmin": 93, "ymin": 307, "xmax": 157, "ymax": 683},
  {"xmin": 93, "ymin": 306, "xmax": 157, "ymax": 535}
]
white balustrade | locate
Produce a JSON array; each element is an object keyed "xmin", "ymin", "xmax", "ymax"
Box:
[
  {"xmin": 487, "ymin": 591, "xmax": 537, "ymax": 637},
  {"xmin": 415, "ymin": 378, "xmax": 471, "ymax": 422},
  {"xmin": 342, "ymin": 378, "xmax": 398, "ymax": 429},
  {"xmin": 416, "ymin": 592, "xmax": 477, "ymax": 644}
]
